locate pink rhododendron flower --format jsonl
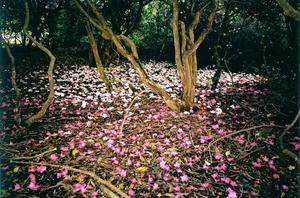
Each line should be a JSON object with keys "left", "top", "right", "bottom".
{"left": 212, "top": 173, "right": 219, "bottom": 179}
{"left": 57, "top": 169, "right": 68, "bottom": 179}
{"left": 217, "top": 129, "right": 226, "bottom": 135}
{"left": 290, "top": 142, "right": 300, "bottom": 150}
{"left": 215, "top": 153, "right": 223, "bottom": 160}
{"left": 180, "top": 174, "right": 189, "bottom": 182}
{"left": 203, "top": 163, "right": 209, "bottom": 169}
{"left": 13, "top": 183, "right": 21, "bottom": 191}
{"left": 212, "top": 124, "right": 219, "bottom": 130}
{"left": 221, "top": 177, "right": 231, "bottom": 184}
{"left": 2, "top": 165, "right": 8, "bottom": 171}
{"left": 128, "top": 189, "right": 135, "bottom": 196}
{"left": 282, "top": 185, "right": 289, "bottom": 191}
{"left": 126, "top": 159, "right": 132, "bottom": 166}
{"left": 214, "top": 163, "right": 226, "bottom": 171}
{"left": 159, "top": 160, "right": 170, "bottom": 171}
{"left": 60, "top": 146, "right": 69, "bottom": 152}
{"left": 261, "top": 155, "right": 269, "bottom": 162}
{"left": 91, "top": 191, "right": 98, "bottom": 198}
{"left": 252, "top": 159, "right": 262, "bottom": 168}
{"left": 174, "top": 186, "right": 180, "bottom": 191}
{"left": 268, "top": 160, "right": 276, "bottom": 170}
{"left": 73, "top": 183, "right": 87, "bottom": 193}
{"left": 272, "top": 173, "right": 280, "bottom": 179}
{"left": 28, "top": 166, "right": 36, "bottom": 173}
{"left": 226, "top": 187, "right": 237, "bottom": 198}
{"left": 79, "top": 140, "right": 86, "bottom": 148}
{"left": 174, "top": 161, "right": 181, "bottom": 168}
{"left": 116, "top": 167, "right": 127, "bottom": 177}
{"left": 29, "top": 174, "right": 36, "bottom": 183}
{"left": 36, "top": 165, "right": 47, "bottom": 173}
{"left": 163, "top": 173, "right": 171, "bottom": 181}
{"left": 153, "top": 183, "right": 159, "bottom": 190}
{"left": 230, "top": 181, "right": 237, "bottom": 187}
{"left": 86, "top": 121, "right": 93, "bottom": 127}
{"left": 148, "top": 176, "right": 154, "bottom": 183}
{"left": 28, "top": 182, "right": 40, "bottom": 191}
{"left": 49, "top": 154, "right": 58, "bottom": 161}
{"left": 201, "top": 182, "right": 210, "bottom": 188}
{"left": 200, "top": 135, "right": 213, "bottom": 143}
{"left": 250, "top": 191, "right": 258, "bottom": 196}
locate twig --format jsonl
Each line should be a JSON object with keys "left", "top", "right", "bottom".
{"left": 237, "top": 147, "right": 265, "bottom": 161}
{"left": 10, "top": 160, "right": 129, "bottom": 198}
{"left": 208, "top": 125, "right": 271, "bottom": 149}
{"left": 11, "top": 148, "right": 57, "bottom": 160}
{"left": 119, "top": 91, "right": 146, "bottom": 134}
{"left": 279, "top": 109, "right": 300, "bottom": 165}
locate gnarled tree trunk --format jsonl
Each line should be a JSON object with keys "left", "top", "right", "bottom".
{"left": 23, "top": 0, "right": 56, "bottom": 127}
{"left": 172, "top": 0, "right": 219, "bottom": 108}
{"left": 75, "top": 0, "right": 181, "bottom": 112}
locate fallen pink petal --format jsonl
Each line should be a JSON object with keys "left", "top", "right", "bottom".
{"left": 0, "top": 6, "right": 297, "bottom": 196}
{"left": 36, "top": 165, "right": 47, "bottom": 173}
{"left": 13, "top": 183, "right": 21, "bottom": 191}
{"left": 28, "top": 182, "right": 40, "bottom": 191}
{"left": 73, "top": 183, "right": 87, "bottom": 193}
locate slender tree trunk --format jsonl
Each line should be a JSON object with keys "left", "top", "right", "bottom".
{"left": 23, "top": 0, "right": 56, "bottom": 127}
{"left": 211, "top": 7, "right": 231, "bottom": 91}
{"left": 0, "top": 36, "right": 22, "bottom": 128}
{"left": 85, "top": 21, "right": 112, "bottom": 92}
{"left": 211, "top": 45, "right": 222, "bottom": 91}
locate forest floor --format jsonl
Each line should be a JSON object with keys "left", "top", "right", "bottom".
{"left": 0, "top": 61, "right": 299, "bottom": 198}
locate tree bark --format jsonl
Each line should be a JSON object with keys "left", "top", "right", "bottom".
{"left": 85, "top": 21, "right": 112, "bottom": 92}
{"left": 172, "top": 0, "right": 218, "bottom": 107}
{"left": 23, "top": 0, "right": 56, "bottom": 127}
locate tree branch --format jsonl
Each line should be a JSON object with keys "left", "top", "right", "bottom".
{"left": 276, "top": 0, "right": 300, "bottom": 21}
{"left": 85, "top": 21, "right": 112, "bottom": 92}
{"left": 10, "top": 160, "right": 129, "bottom": 198}
{"left": 185, "top": 0, "right": 219, "bottom": 56}
{"left": 23, "top": 0, "right": 56, "bottom": 127}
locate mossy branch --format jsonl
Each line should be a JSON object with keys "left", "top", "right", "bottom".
{"left": 277, "top": 0, "right": 300, "bottom": 21}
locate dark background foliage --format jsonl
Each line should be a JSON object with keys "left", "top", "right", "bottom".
{"left": 0, "top": 0, "right": 299, "bottom": 78}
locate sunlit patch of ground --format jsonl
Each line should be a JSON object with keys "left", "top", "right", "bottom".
{"left": 0, "top": 61, "right": 298, "bottom": 197}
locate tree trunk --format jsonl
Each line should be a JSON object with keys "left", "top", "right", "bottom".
{"left": 172, "top": 0, "right": 218, "bottom": 108}
{"left": 23, "top": 0, "right": 56, "bottom": 127}
{"left": 75, "top": 0, "right": 181, "bottom": 112}
{"left": 0, "top": 36, "right": 22, "bottom": 128}
{"left": 85, "top": 21, "right": 112, "bottom": 92}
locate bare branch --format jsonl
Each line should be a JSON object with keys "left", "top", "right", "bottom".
{"left": 23, "top": 0, "right": 56, "bottom": 127}
{"left": 118, "top": 35, "right": 139, "bottom": 59}
{"left": 185, "top": 0, "right": 219, "bottom": 56}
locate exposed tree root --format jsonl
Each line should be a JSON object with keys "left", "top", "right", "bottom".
{"left": 10, "top": 160, "right": 129, "bottom": 198}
